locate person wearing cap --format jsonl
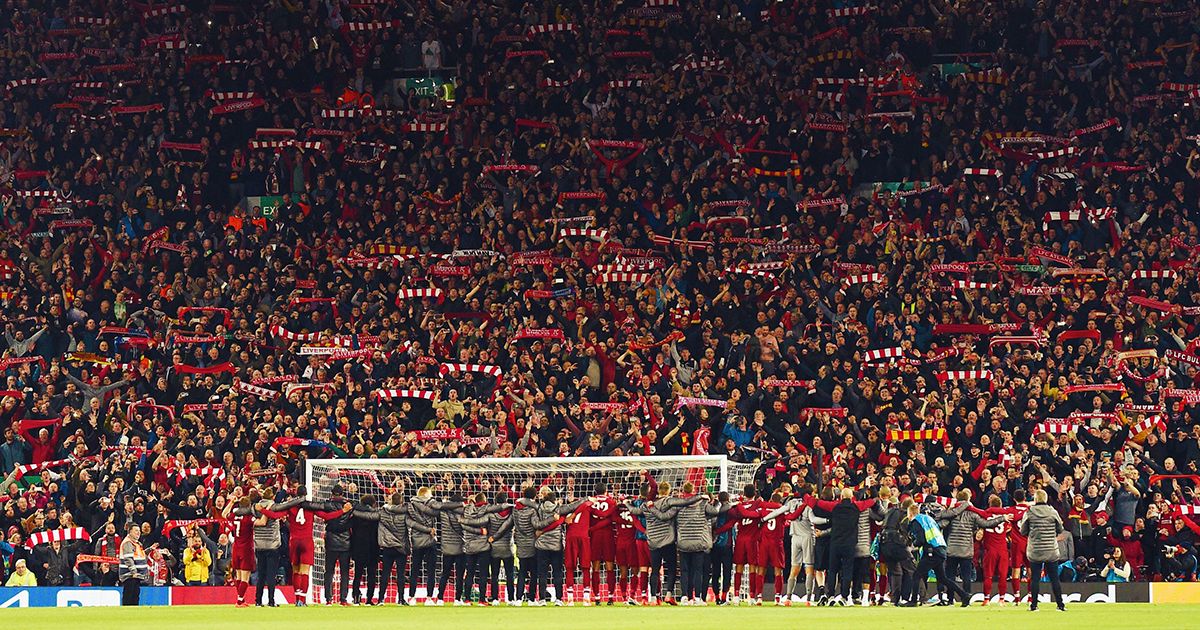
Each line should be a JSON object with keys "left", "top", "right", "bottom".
{"left": 4, "top": 558, "right": 36, "bottom": 586}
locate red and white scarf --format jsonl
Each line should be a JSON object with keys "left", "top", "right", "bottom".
{"left": 26, "top": 527, "right": 91, "bottom": 548}
{"left": 375, "top": 389, "right": 438, "bottom": 401}
{"left": 598, "top": 271, "right": 651, "bottom": 284}
{"left": 1129, "top": 415, "right": 1166, "bottom": 437}
{"left": 673, "top": 396, "right": 727, "bottom": 412}
{"left": 1061, "top": 383, "right": 1125, "bottom": 394}
{"left": 175, "top": 466, "right": 226, "bottom": 486}
{"left": 271, "top": 324, "right": 321, "bottom": 343}
{"left": 396, "top": 288, "right": 445, "bottom": 302}
{"left": 410, "top": 428, "right": 464, "bottom": 441}
{"left": 235, "top": 381, "right": 281, "bottom": 401}
{"left": 864, "top": 347, "right": 906, "bottom": 363}
{"left": 1033, "top": 421, "right": 1079, "bottom": 437}
{"left": 761, "top": 379, "right": 815, "bottom": 388}
{"left": 15, "top": 457, "right": 77, "bottom": 477}
{"left": 439, "top": 363, "right": 503, "bottom": 378}
{"left": 936, "top": 370, "right": 993, "bottom": 383}
{"left": 162, "top": 518, "right": 226, "bottom": 536}
{"left": 559, "top": 227, "right": 609, "bottom": 240}
{"left": 515, "top": 328, "right": 566, "bottom": 341}
{"left": 962, "top": 168, "right": 1003, "bottom": 178}
{"left": 843, "top": 272, "right": 884, "bottom": 285}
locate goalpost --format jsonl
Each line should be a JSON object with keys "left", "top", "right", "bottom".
{"left": 304, "top": 455, "right": 761, "bottom": 604}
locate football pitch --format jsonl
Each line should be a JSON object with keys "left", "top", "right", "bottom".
{"left": 4, "top": 603, "right": 1195, "bottom": 629}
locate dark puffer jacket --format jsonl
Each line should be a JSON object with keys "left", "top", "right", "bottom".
{"left": 378, "top": 502, "right": 410, "bottom": 553}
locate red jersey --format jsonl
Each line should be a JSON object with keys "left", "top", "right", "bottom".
{"left": 727, "top": 500, "right": 763, "bottom": 543}
{"left": 981, "top": 507, "right": 1013, "bottom": 553}
{"left": 232, "top": 513, "right": 256, "bottom": 554}
{"left": 758, "top": 501, "right": 787, "bottom": 544}
{"left": 1007, "top": 504, "right": 1031, "bottom": 548}
{"left": 615, "top": 506, "right": 640, "bottom": 544}
{"left": 282, "top": 504, "right": 320, "bottom": 542}
{"left": 565, "top": 496, "right": 617, "bottom": 537}
{"left": 587, "top": 495, "right": 619, "bottom": 541}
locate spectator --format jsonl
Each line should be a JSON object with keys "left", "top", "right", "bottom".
{"left": 4, "top": 558, "right": 36, "bottom": 587}
{"left": 118, "top": 523, "right": 147, "bottom": 606}
{"left": 183, "top": 534, "right": 212, "bottom": 586}
{"left": 1101, "top": 547, "right": 1133, "bottom": 583}
{"left": 0, "top": 0, "right": 1198, "bottom": 600}
{"left": 34, "top": 539, "right": 72, "bottom": 586}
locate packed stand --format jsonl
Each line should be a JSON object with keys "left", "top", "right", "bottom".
{"left": 0, "top": 0, "right": 1198, "bottom": 598}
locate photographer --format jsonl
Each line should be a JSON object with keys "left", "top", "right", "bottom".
{"left": 183, "top": 533, "right": 212, "bottom": 586}
{"left": 1100, "top": 547, "right": 1132, "bottom": 582}
{"left": 1159, "top": 515, "right": 1200, "bottom": 581}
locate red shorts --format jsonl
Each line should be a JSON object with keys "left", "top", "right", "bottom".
{"left": 231, "top": 546, "right": 255, "bottom": 572}
{"left": 565, "top": 536, "right": 591, "bottom": 568}
{"left": 290, "top": 537, "right": 315, "bottom": 566}
{"left": 617, "top": 539, "right": 650, "bottom": 568}
{"left": 982, "top": 548, "right": 1010, "bottom": 576}
{"left": 615, "top": 538, "right": 637, "bottom": 567}
{"left": 757, "top": 539, "right": 785, "bottom": 569}
{"left": 1009, "top": 544, "right": 1027, "bottom": 570}
{"left": 591, "top": 532, "right": 616, "bottom": 563}
{"left": 734, "top": 539, "right": 758, "bottom": 566}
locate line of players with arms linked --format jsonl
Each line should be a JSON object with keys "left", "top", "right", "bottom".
{"left": 219, "top": 471, "right": 1052, "bottom": 608}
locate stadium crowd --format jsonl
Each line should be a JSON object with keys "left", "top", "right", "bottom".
{"left": 2, "top": 0, "right": 1200, "bottom": 609}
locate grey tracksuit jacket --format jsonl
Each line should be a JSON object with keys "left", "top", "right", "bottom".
{"left": 627, "top": 495, "right": 693, "bottom": 550}
{"left": 1019, "top": 503, "right": 1065, "bottom": 563}
{"left": 671, "top": 497, "right": 730, "bottom": 553}
{"left": 531, "top": 499, "right": 586, "bottom": 552}
{"left": 937, "top": 502, "right": 1006, "bottom": 559}
{"left": 488, "top": 508, "right": 515, "bottom": 558}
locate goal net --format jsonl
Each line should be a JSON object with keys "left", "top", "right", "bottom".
{"left": 305, "top": 455, "right": 760, "bottom": 604}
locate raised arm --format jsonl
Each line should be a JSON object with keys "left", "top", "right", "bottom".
{"left": 764, "top": 498, "right": 800, "bottom": 521}
{"left": 704, "top": 501, "right": 732, "bottom": 517}
{"left": 270, "top": 496, "right": 305, "bottom": 511}
{"left": 556, "top": 498, "right": 588, "bottom": 515}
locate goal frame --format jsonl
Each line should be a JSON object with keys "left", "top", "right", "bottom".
{"left": 305, "top": 454, "right": 736, "bottom": 499}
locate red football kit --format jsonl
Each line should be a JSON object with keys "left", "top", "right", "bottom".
{"left": 230, "top": 513, "right": 256, "bottom": 572}
{"left": 756, "top": 501, "right": 788, "bottom": 569}
{"left": 727, "top": 499, "right": 763, "bottom": 566}
{"left": 980, "top": 506, "right": 1015, "bottom": 597}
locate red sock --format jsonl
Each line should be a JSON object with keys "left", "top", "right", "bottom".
{"left": 639, "top": 573, "right": 648, "bottom": 601}
{"left": 774, "top": 574, "right": 783, "bottom": 598}
{"left": 582, "top": 568, "right": 591, "bottom": 594}
{"left": 1011, "top": 576, "right": 1021, "bottom": 597}
{"left": 998, "top": 574, "right": 1007, "bottom": 596}
{"left": 606, "top": 568, "right": 616, "bottom": 600}
{"left": 236, "top": 579, "right": 247, "bottom": 601}
{"left": 735, "top": 570, "right": 743, "bottom": 598}
{"left": 566, "top": 569, "right": 575, "bottom": 592}
{"left": 295, "top": 573, "right": 308, "bottom": 603}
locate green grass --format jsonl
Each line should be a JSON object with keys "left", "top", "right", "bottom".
{"left": 4, "top": 603, "right": 1198, "bottom": 630}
